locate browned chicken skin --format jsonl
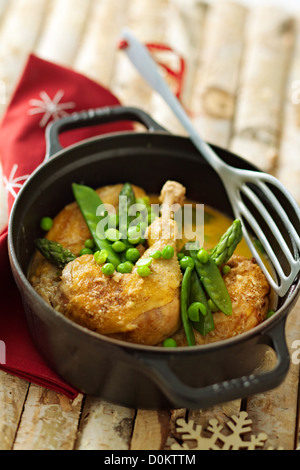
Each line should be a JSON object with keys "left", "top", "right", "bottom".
{"left": 29, "top": 184, "right": 147, "bottom": 302}
{"left": 53, "top": 181, "right": 185, "bottom": 345}
{"left": 173, "top": 254, "right": 270, "bottom": 346}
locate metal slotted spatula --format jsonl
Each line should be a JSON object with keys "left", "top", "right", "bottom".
{"left": 121, "top": 28, "right": 300, "bottom": 297}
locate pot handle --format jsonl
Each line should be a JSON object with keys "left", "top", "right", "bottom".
{"left": 45, "top": 106, "right": 168, "bottom": 159}
{"left": 136, "top": 320, "right": 290, "bottom": 409}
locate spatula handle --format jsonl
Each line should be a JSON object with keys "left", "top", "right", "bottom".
{"left": 121, "top": 28, "right": 226, "bottom": 173}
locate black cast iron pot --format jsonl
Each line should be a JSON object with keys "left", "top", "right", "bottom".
{"left": 8, "top": 106, "right": 300, "bottom": 410}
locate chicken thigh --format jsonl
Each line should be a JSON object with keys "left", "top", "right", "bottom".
{"left": 53, "top": 181, "right": 185, "bottom": 345}
{"left": 173, "top": 254, "right": 270, "bottom": 346}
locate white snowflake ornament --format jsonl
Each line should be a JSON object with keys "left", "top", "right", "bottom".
{"left": 171, "top": 412, "right": 284, "bottom": 451}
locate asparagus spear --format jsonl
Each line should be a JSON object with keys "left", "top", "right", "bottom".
{"left": 118, "top": 183, "right": 138, "bottom": 260}
{"left": 35, "top": 239, "right": 76, "bottom": 269}
{"left": 119, "top": 182, "right": 136, "bottom": 237}
{"left": 210, "top": 219, "right": 243, "bottom": 267}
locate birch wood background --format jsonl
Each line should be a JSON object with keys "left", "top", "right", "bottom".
{"left": 0, "top": 0, "right": 300, "bottom": 450}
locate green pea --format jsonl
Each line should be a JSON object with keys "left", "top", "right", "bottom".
{"left": 163, "top": 338, "right": 177, "bottom": 348}
{"left": 136, "top": 258, "right": 153, "bottom": 267}
{"left": 40, "top": 217, "right": 53, "bottom": 232}
{"left": 180, "top": 256, "right": 195, "bottom": 270}
{"left": 128, "top": 226, "right": 142, "bottom": 245}
{"left": 117, "top": 261, "right": 134, "bottom": 274}
{"left": 112, "top": 241, "right": 126, "bottom": 253}
{"left": 222, "top": 265, "right": 231, "bottom": 275}
{"left": 266, "top": 309, "right": 276, "bottom": 319}
{"left": 177, "top": 253, "right": 185, "bottom": 261}
{"left": 208, "top": 299, "right": 219, "bottom": 313}
{"left": 162, "top": 245, "right": 175, "bottom": 260}
{"left": 137, "top": 266, "right": 151, "bottom": 277}
{"left": 102, "top": 263, "right": 115, "bottom": 276}
{"left": 80, "top": 248, "right": 94, "bottom": 256}
{"left": 126, "top": 248, "right": 141, "bottom": 263}
{"left": 197, "top": 249, "right": 209, "bottom": 264}
{"left": 105, "top": 228, "right": 120, "bottom": 242}
{"left": 84, "top": 238, "right": 95, "bottom": 250}
{"left": 150, "top": 250, "right": 162, "bottom": 260}
{"left": 187, "top": 302, "right": 207, "bottom": 322}
{"left": 94, "top": 250, "right": 108, "bottom": 265}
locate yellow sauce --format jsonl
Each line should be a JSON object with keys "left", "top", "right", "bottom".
{"left": 149, "top": 195, "right": 252, "bottom": 258}
{"left": 201, "top": 205, "right": 251, "bottom": 257}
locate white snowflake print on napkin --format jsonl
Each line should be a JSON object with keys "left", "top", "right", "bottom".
{"left": 2, "top": 164, "right": 30, "bottom": 199}
{"left": 27, "top": 90, "right": 76, "bottom": 127}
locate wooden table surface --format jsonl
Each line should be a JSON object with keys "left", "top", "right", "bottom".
{"left": 0, "top": 0, "right": 300, "bottom": 451}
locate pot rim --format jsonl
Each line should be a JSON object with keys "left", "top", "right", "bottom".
{"left": 8, "top": 130, "right": 300, "bottom": 355}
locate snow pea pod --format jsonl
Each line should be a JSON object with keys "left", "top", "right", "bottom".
{"left": 181, "top": 266, "right": 196, "bottom": 346}
{"left": 189, "top": 249, "right": 232, "bottom": 316}
{"left": 72, "top": 183, "right": 121, "bottom": 267}
{"left": 189, "top": 270, "right": 215, "bottom": 335}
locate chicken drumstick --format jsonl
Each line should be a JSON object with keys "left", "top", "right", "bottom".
{"left": 54, "top": 181, "right": 185, "bottom": 345}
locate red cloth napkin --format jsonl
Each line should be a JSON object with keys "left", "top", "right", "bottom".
{"left": 0, "top": 54, "right": 133, "bottom": 399}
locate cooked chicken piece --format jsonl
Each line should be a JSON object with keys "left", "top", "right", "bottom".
{"left": 53, "top": 181, "right": 185, "bottom": 345}
{"left": 45, "top": 183, "right": 147, "bottom": 256}
{"left": 173, "top": 254, "right": 270, "bottom": 346}
{"left": 29, "top": 184, "right": 147, "bottom": 301}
